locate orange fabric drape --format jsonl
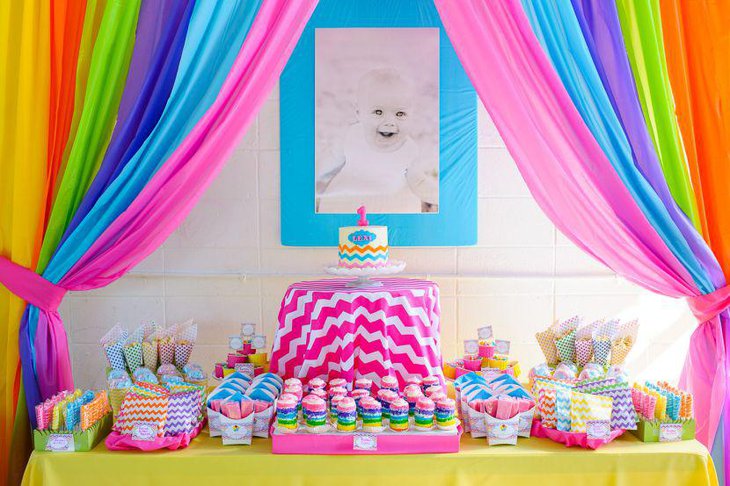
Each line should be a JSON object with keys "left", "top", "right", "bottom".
{"left": 660, "top": 0, "right": 730, "bottom": 270}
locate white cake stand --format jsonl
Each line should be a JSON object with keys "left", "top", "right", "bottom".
{"left": 324, "top": 260, "right": 406, "bottom": 288}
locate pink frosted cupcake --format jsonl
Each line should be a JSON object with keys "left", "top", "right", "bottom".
{"left": 429, "top": 392, "right": 447, "bottom": 404}
{"left": 284, "top": 377, "right": 302, "bottom": 389}
{"left": 389, "top": 398, "right": 409, "bottom": 432}
{"left": 336, "top": 397, "right": 357, "bottom": 432}
{"left": 351, "top": 389, "right": 370, "bottom": 418}
{"left": 404, "top": 386, "right": 424, "bottom": 416}
{"left": 425, "top": 385, "right": 444, "bottom": 398}
{"left": 406, "top": 376, "right": 423, "bottom": 388}
{"left": 377, "top": 389, "right": 399, "bottom": 420}
{"left": 330, "top": 395, "right": 345, "bottom": 422}
{"left": 284, "top": 383, "right": 303, "bottom": 401}
{"left": 380, "top": 375, "right": 399, "bottom": 393}
{"left": 308, "top": 377, "right": 326, "bottom": 392}
{"left": 329, "top": 378, "right": 348, "bottom": 390}
{"left": 354, "top": 378, "right": 372, "bottom": 392}
{"left": 310, "top": 387, "right": 327, "bottom": 401}
{"left": 414, "top": 396, "right": 435, "bottom": 430}
{"left": 329, "top": 386, "right": 348, "bottom": 403}
{"left": 421, "top": 376, "right": 440, "bottom": 392}
{"left": 303, "top": 395, "right": 328, "bottom": 433}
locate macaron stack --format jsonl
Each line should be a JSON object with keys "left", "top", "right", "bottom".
{"left": 435, "top": 398, "right": 457, "bottom": 430}
{"left": 303, "top": 395, "right": 328, "bottom": 433}
{"left": 336, "top": 397, "right": 357, "bottom": 432}
{"left": 360, "top": 396, "right": 383, "bottom": 432}
{"left": 414, "top": 396, "right": 435, "bottom": 430}
{"left": 389, "top": 398, "right": 410, "bottom": 432}
{"left": 276, "top": 394, "right": 299, "bottom": 433}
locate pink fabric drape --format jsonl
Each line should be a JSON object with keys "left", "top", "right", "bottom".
{"left": 433, "top": 0, "right": 723, "bottom": 448}
{"left": 27, "top": 0, "right": 318, "bottom": 398}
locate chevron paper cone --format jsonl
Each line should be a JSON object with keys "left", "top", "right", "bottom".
{"left": 570, "top": 392, "right": 612, "bottom": 433}
{"left": 142, "top": 341, "right": 158, "bottom": 370}
{"left": 123, "top": 342, "right": 143, "bottom": 372}
{"left": 535, "top": 329, "right": 558, "bottom": 365}
{"left": 592, "top": 338, "right": 611, "bottom": 365}
{"left": 555, "top": 330, "right": 576, "bottom": 363}
{"left": 575, "top": 339, "right": 592, "bottom": 367}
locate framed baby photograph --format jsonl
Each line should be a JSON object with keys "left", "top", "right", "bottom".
{"left": 280, "top": 0, "right": 477, "bottom": 246}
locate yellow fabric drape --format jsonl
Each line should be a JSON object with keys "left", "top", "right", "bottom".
{"left": 0, "top": 1, "right": 51, "bottom": 484}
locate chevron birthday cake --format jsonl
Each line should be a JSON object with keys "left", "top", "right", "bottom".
{"left": 338, "top": 206, "right": 389, "bottom": 269}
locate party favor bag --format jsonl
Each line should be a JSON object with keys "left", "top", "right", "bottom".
{"left": 556, "top": 388, "right": 573, "bottom": 432}
{"left": 165, "top": 391, "right": 201, "bottom": 436}
{"left": 570, "top": 392, "right": 612, "bottom": 433}
{"left": 175, "top": 321, "right": 197, "bottom": 368}
{"left": 537, "top": 387, "right": 557, "bottom": 429}
{"left": 101, "top": 325, "right": 128, "bottom": 370}
{"left": 594, "top": 386, "right": 637, "bottom": 430}
{"left": 611, "top": 320, "right": 639, "bottom": 365}
{"left": 114, "top": 392, "right": 169, "bottom": 437}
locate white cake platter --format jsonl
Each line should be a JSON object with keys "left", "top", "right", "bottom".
{"left": 324, "top": 260, "right": 406, "bottom": 287}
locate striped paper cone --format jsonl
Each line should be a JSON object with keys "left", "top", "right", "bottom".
{"left": 575, "top": 339, "right": 592, "bottom": 367}
{"left": 555, "top": 330, "right": 576, "bottom": 363}
{"left": 123, "top": 342, "right": 143, "bottom": 372}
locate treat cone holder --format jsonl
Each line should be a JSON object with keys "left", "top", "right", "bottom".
{"left": 555, "top": 330, "right": 576, "bottom": 363}
{"left": 175, "top": 321, "right": 197, "bottom": 368}
{"left": 535, "top": 329, "right": 558, "bottom": 365}
{"left": 610, "top": 338, "right": 632, "bottom": 365}
{"left": 109, "top": 388, "right": 129, "bottom": 420}
{"left": 142, "top": 341, "right": 158, "bottom": 370}
{"left": 592, "top": 338, "right": 611, "bottom": 366}
{"left": 100, "top": 325, "right": 128, "bottom": 370}
{"left": 575, "top": 339, "right": 592, "bottom": 368}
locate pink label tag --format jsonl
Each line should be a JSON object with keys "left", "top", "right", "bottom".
{"left": 659, "top": 423, "right": 683, "bottom": 442}
{"left": 131, "top": 422, "right": 157, "bottom": 441}
{"left": 353, "top": 433, "right": 377, "bottom": 451}
{"left": 586, "top": 420, "right": 610, "bottom": 439}
{"left": 46, "top": 434, "right": 75, "bottom": 452}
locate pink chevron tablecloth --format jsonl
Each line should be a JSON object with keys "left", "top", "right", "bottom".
{"left": 270, "top": 278, "right": 443, "bottom": 388}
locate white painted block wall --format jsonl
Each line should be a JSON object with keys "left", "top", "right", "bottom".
{"left": 62, "top": 85, "right": 696, "bottom": 389}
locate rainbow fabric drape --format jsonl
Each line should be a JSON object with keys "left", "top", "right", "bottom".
{"left": 436, "top": 0, "right": 729, "bottom": 482}
{"left": 0, "top": 0, "right": 317, "bottom": 482}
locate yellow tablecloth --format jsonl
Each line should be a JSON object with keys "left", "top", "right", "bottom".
{"left": 23, "top": 431, "right": 717, "bottom": 486}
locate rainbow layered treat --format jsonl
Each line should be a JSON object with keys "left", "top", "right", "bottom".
{"left": 377, "top": 389, "right": 398, "bottom": 420}
{"left": 330, "top": 395, "right": 345, "bottom": 422}
{"left": 308, "top": 377, "right": 326, "bottom": 392}
{"left": 303, "top": 395, "right": 328, "bottom": 433}
{"left": 435, "top": 398, "right": 457, "bottom": 430}
{"left": 310, "top": 388, "right": 327, "bottom": 401}
{"left": 338, "top": 207, "right": 389, "bottom": 269}
{"left": 355, "top": 378, "right": 372, "bottom": 392}
{"left": 329, "top": 378, "right": 348, "bottom": 390}
{"left": 404, "top": 385, "right": 424, "bottom": 416}
{"left": 329, "top": 386, "right": 348, "bottom": 405}
{"left": 276, "top": 394, "right": 299, "bottom": 433}
{"left": 415, "top": 397, "right": 435, "bottom": 430}
{"left": 425, "top": 385, "right": 443, "bottom": 398}
{"left": 361, "top": 397, "right": 383, "bottom": 432}
{"left": 351, "top": 389, "right": 370, "bottom": 418}
{"left": 337, "top": 397, "right": 357, "bottom": 432}
{"left": 380, "top": 375, "right": 399, "bottom": 393}
{"left": 389, "top": 398, "right": 410, "bottom": 432}
{"left": 422, "top": 376, "right": 440, "bottom": 392}
{"left": 406, "top": 377, "right": 423, "bottom": 388}
{"left": 284, "top": 377, "right": 302, "bottom": 389}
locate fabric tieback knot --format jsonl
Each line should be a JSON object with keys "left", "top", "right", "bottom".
{"left": 686, "top": 286, "right": 730, "bottom": 323}
{"left": 0, "top": 256, "right": 67, "bottom": 312}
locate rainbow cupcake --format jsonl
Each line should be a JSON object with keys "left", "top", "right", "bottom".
{"left": 308, "top": 377, "right": 326, "bottom": 392}
{"left": 310, "top": 387, "right": 327, "bottom": 401}
{"left": 360, "top": 396, "right": 383, "bottom": 432}
{"left": 329, "top": 378, "right": 348, "bottom": 390}
{"left": 425, "top": 385, "right": 444, "bottom": 398}
{"left": 351, "top": 389, "right": 370, "bottom": 418}
{"left": 380, "top": 375, "right": 399, "bottom": 393}
{"left": 421, "top": 376, "right": 440, "bottom": 393}
{"left": 330, "top": 395, "right": 344, "bottom": 422}
{"left": 377, "top": 389, "right": 398, "bottom": 420}
{"left": 415, "top": 396, "right": 435, "bottom": 430}
{"left": 337, "top": 397, "right": 357, "bottom": 432}
{"left": 284, "top": 377, "right": 302, "bottom": 389}
{"left": 355, "top": 378, "right": 372, "bottom": 392}
{"left": 389, "top": 398, "right": 410, "bottom": 432}
{"left": 404, "top": 385, "right": 424, "bottom": 416}
{"left": 276, "top": 394, "right": 298, "bottom": 433}
{"left": 435, "top": 398, "right": 457, "bottom": 430}
{"left": 303, "top": 395, "right": 328, "bottom": 433}
{"left": 406, "top": 376, "right": 423, "bottom": 388}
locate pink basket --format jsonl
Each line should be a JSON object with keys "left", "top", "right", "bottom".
{"left": 530, "top": 420, "right": 623, "bottom": 449}
{"left": 271, "top": 425, "right": 462, "bottom": 455}
{"left": 105, "top": 420, "right": 205, "bottom": 451}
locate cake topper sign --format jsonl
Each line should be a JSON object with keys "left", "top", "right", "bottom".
{"left": 357, "top": 205, "right": 369, "bottom": 227}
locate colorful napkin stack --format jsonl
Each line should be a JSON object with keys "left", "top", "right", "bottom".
{"left": 36, "top": 389, "right": 111, "bottom": 432}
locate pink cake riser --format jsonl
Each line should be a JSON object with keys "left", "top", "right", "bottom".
{"left": 271, "top": 425, "right": 462, "bottom": 455}
{"left": 337, "top": 261, "right": 389, "bottom": 269}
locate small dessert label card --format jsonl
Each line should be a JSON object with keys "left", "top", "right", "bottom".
{"left": 659, "top": 423, "right": 683, "bottom": 442}
{"left": 477, "top": 326, "right": 493, "bottom": 340}
{"left": 229, "top": 335, "right": 243, "bottom": 351}
{"left": 486, "top": 416, "right": 519, "bottom": 446}
{"left": 464, "top": 339, "right": 479, "bottom": 355}
{"left": 131, "top": 422, "right": 158, "bottom": 442}
{"left": 494, "top": 339, "right": 511, "bottom": 355}
{"left": 586, "top": 420, "right": 611, "bottom": 440}
{"left": 353, "top": 433, "right": 377, "bottom": 451}
{"left": 221, "top": 415, "right": 253, "bottom": 446}
{"left": 46, "top": 434, "right": 75, "bottom": 452}
{"left": 235, "top": 363, "right": 255, "bottom": 377}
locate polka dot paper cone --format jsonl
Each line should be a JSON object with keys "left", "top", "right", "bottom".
{"left": 142, "top": 341, "right": 158, "bottom": 369}
{"left": 555, "top": 330, "right": 576, "bottom": 363}
{"left": 158, "top": 339, "right": 175, "bottom": 365}
{"left": 104, "top": 341, "right": 126, "bottom": 370}
{"left": 575, "top": 339, "right": 592, "bottom": 367}
{"left": 175, "top": 342, "right": 194, "bottom": 368}
{"left": 610, "top": 337, "right": 632, "bottom": 365}
{"left": 592, "top": 338, "right": 611, "bottom": 366}
{"left": 123, "top": 342, "right": 143, "bottom": 372}
{"left": 535, "top": 329, "right": 558, "bottom": 365}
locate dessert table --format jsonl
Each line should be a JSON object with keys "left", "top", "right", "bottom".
{"left": 270, "top": 278, "right": 444, "bottom": 386}
{"left": 22, "top": 432, "right": 717, "bottom": 486}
